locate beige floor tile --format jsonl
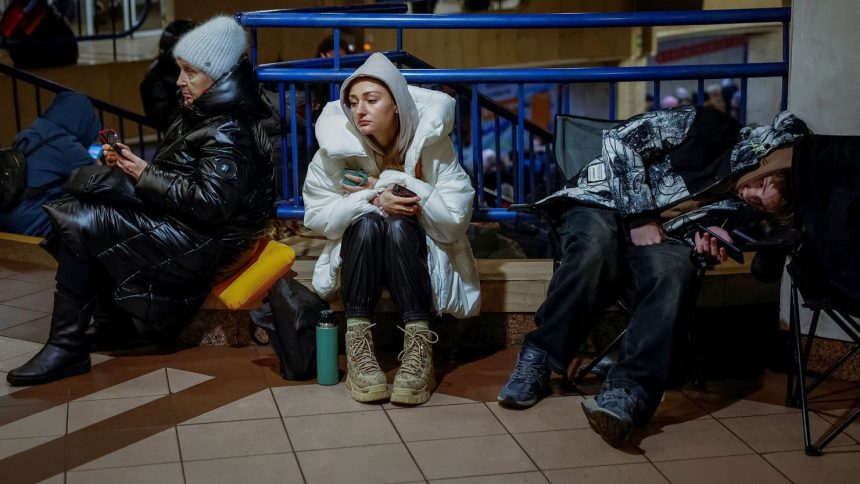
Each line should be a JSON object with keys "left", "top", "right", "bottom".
{"left": 66, "top": 462, "right": 184, "bottom": 484}
{"left": 0, "top": 315, "right": 50, "bottom": 343}
{"left": 0, "top": 336, "right": 48, "bottom": 362}
{"left": 2, "top": 288, "right": 55, "bottom": 313}
{"left": 655, "top": 454, "right": 791, "bottom": 484}
{"left": 0, "top": 435, "right": 56, "bottom": 459}
{"left": 177, "top": 417, "right": 291, "bottom": 461}
{"left": 0, "top": 350, "right": 38, "bottom": 372}
{"left": 272, "top": 382, "right": 380, "bottom": 417}
{"left": 650, "top": 390, "right": 710, "bottom": 422}
{"left": 297, "top": 442, "right": 423, "bottom": 484}
{"left": 685, "top": 389, "right": 798, "bottom": 419}
{"left": 514, "top": 428, "right": 645, "bottom": 470}
{"left": 68, "top": 395, "right": 161, "bottom": 432}
{"left": 488, "top": 395, "right": 589, "bottom": 433}
{"left": 388, "top": 403, "right": 506, "bottom": 441}
{"left": 285, "top": 409, "right": 400, "bottom": 451}
{"left": 71, "top": 427, "right": 180, "bottom": 471}
{"left": 165, "top": 367, "right": 214, "bottom": 394}
{"left": 544, "top": 463, "right": 668, "bottom": 484}
{"left": 184, "top": 452, "right": 304, "bottom": 484}
{"left": 0, "top": 279, "right": 50, "bottom": 303}
{"left": 0, "top": 404, "right": 67, "bottom": 438}
{"left": 763, "top": 445, "right": 860, "bottom": 484}
{"left": 38, "top": 473, "right": 64, "bottom": 484}
{"left": 430, "top": 471, "right": 549, "bottom": 483}
{"left": 0, "top": 304, "right": 48, "bottom": 331}
{"left": 636, "top": 418, "right": 752, "bottom": 462}
{"left": 74, "top": 369, "right": 168, "bottom": 401}
{"left": 90, "top": 353, "right": 113, "bottom": 366}
{"left": 0, "top": 374, "right": 27, "bottom": 398}
{"left": 408, "top": 434, "right": 536, "bottom": 479}
{"left": 182, "top": 388, "right": 278, "bottom": 425}
{"left": 719, "top": 412, "right": 855, "bottom": 453}
{"left": 816, "top": 405, "right": 860, "bottom": 442}
{"left": 383, "top": 391, "right": 476, "bottom": 408}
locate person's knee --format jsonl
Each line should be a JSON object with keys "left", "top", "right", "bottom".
{"left": 637, "top": 255, "right": 695, "bottom": 297}
{"left": 385, "top": 215, "right": 424, "bottom": 247}
{"left": 345, "top": 212, "right": 385, "bottom": 243}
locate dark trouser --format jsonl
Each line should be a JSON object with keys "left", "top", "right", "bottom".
{"left": 340, "top": 212, "right": 432, "bottom": 322}
{"left": 56, "top": 242, "right": 104, "bottom": 305}
{"left": 523, "top": 206, "right": 697, "bottom": 399}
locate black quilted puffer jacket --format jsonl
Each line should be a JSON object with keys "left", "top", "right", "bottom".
{"left": 46, "top": 57, "right": 275, "bottom": 336}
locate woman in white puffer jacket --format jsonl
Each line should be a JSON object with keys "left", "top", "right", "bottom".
{"left": 303, "top": 53, "right": 480, "bottom": 405}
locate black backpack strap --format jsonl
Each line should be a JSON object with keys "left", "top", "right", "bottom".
{"left": 17, "top": 132, "right": 67, "bottom": 157}
{"left": 16, "top": 132, "right": 80, "bottom": 200}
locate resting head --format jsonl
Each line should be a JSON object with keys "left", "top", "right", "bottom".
{"left": 172, "top": 15, "right": 248, "bottom": 106}
{"left": 340, "top": 53, "right": 419, "bottom": 167}
{"left": 734, "top": 146, "right": 793, "bottom": 222}
{"left": 346, "top": 77, "right": 399, "bottom": 151}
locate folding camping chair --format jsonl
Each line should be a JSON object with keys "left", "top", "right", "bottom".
{"left": 784, "top": 134, "right": 860, "bottom": 456}
{"left": 534, "top": 114, "right": 710, "bottom": 387}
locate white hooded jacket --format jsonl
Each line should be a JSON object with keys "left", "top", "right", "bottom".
{"left": 302, "top": 53, "right": 481, "bottom": 318}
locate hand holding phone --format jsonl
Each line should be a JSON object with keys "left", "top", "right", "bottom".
{"left": 99, "top": 128, "right": 120, "bottom": 153}
{"left": 342, "top": 168, "right": 368, "bottom": 187}
{"left": 391, "top": 183, "right": 417, "bottom": 198}
{"left": 696, "top": 224, "right": 744, "bottom": 264}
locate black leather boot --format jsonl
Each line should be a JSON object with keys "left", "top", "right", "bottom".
{"left": 87, "top": 297, "right": 139, "bottom": 352}
{"left": 7, "top": 291, "right": 97, "bottom": 386}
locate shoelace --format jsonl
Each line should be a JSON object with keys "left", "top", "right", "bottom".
{"left": 348, "top": 324, "right": 381, "bottom": 374}
{"left": 599, "top": 387, "right": 632, "bottom": 405}
{"left": 599, "top": 387, "right": 647, "bottom": 414}
{"left": 396, "top": 326, "right": 439, "bottom": 377}
{"left": 511, "top": 356, "right": 546, "bottom": 383}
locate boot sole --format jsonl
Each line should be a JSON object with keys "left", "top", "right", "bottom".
{"left": 345, "top": 376, "right": 390, "bottom": 403}
{"left": 6, "top": 358, "right": 91, "bottom": 387}
{"left": 581, "top": 398, "right": 633, "bottom": 448}
{"left": 390, "top": 374, "right": 436, "bottom": 405}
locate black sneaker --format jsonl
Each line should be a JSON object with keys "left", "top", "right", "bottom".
{"left": 581, "top": 386, "right": 649, "bottom": 447}
{"left": 497, "top": 344, "right": 550, "bottom": 409}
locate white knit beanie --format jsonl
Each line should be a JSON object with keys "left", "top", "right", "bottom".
{"left": 173, "top": 16, "right": 247, "bottom": 80}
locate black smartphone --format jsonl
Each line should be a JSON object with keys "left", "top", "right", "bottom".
{"left": 696, "top": 224, "right": 744, "bottom": 264}
{"left": 392, "top": 184, "right": 418, "bottom": 198}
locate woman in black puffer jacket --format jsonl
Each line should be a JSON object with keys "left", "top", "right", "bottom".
{"left": 8, "top": 16, "right": 275, "bottom": 386}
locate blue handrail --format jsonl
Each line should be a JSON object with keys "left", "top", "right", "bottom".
{"left": 238, "top": 8, "right": 789, "bottom": 28}
{"left": 258, "top": 63, "right": 787, "bottom": 84}
{"left": 244, "top": 7, "right": 791, "bottom": 222}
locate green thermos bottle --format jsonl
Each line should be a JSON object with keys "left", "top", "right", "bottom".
{"left": 316, "top": 309, "right": 339, "bottom": 385}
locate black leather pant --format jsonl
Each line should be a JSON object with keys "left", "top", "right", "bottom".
{"left": 340, "top": 212, "right": 432, "bottom": 322}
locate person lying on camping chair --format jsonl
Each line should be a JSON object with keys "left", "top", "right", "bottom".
{"left": 497, "top": 106, "right": 808, "bottom": 448}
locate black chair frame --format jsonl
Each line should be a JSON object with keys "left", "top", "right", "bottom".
{"left": 785, "top": 273, "right": 860, "bottom": 456}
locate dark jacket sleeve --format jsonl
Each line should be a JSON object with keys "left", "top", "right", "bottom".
{"left": 135, "top": 122, "right": 254, "bottom": 225}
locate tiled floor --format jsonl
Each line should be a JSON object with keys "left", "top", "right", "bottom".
{"left": 1, "top": 259, "right": 859, "bottom": 483}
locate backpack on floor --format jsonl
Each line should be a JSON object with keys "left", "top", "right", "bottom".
{"left": 250, "top": 276, "right": 329, "bottom": 380}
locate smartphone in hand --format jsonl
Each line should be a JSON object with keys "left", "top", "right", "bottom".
{"left": 391, "top": 184, "right": 418, "bottom": 198}
{"left": 342, "top": 168, "right": 368, "bottom": 187}
{"left": 696, "top": 224, "right": 744, "bottom": 264}
{"left": 99, "top": 128, "right": 121, "bottom": 153}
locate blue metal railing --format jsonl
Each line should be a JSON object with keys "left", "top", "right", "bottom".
{"left": 0, "top": 62, "right": 158, "bottom": 159}
{"left": 239, "top": 7, "right": 792, "bottom": 222}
